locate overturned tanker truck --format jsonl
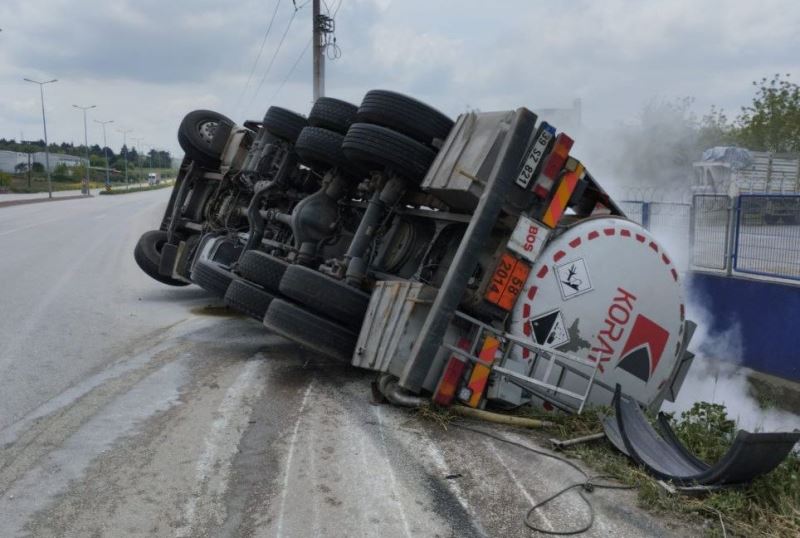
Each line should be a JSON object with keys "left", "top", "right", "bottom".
{"left": 136, "top": 91, "right": 697, "bottom": 414}
{"left": 137, "top": 91, "right": 799, "bottom": 484}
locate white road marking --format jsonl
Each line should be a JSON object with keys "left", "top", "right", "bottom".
{"left": 175, "top": 357, "right": 266, "bottom": 537}
{"left": 275, "top": 380, "right": 315, "bottom": 538}
{"left": 418, "top": 431, "right": 488, "bottom": 537}
{"left": 374, "top": 406, "right": 413, "bottom": 538}
{"left": 486, "top": 440, "right": 555, "bottom": 531}
{"left": 0, "top": 215, "right": 70, "bottom": 237}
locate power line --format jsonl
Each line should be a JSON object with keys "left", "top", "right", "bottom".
{"left": 234, "top": 0, "right": 282, "bottom": 113}
{"left": 270, "top": 38, "right": 312, "bottom": 101}
{"left": 247, "top": 4, "right": 300, "bottom": 110}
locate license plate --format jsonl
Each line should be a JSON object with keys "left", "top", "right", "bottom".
{"left": 485, "top": 253, "right": 531, "bottom": 311}
{"left": 514, "top": 123, "right": 556, "bottom": 189}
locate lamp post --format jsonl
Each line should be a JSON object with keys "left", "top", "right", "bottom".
{"left": 131, "top": 137, "right": 144, "bottom": 186}
{"left": 73, "top": 104, "right": 96, "bottom": 195}
{"left": 117, "top": 128, "right": 133, "bottom": 189}
{"left": 94, "top": 119, "right": 113, "bottom": 188}
{"left": 23, "top": 77, "right": 57, "bottom": 198}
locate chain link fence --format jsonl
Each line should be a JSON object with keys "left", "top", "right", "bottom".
{"left": 733, "top": 195, "right": 800, "bottom": 280}
{"left": 619, "top": 201, "right": 691, "bottom": 270}
{"left": 616, "top": 194, "right": 800, "bottom": 280}
{"left": 691, "top": 195, "right": 730, "bottom": 270}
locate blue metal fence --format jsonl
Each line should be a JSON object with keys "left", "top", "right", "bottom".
{"left": 732, "top": 194, "right": 800, "bottom": 281}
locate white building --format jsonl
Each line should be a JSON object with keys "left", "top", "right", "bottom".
{"left": 0, "top": 150, "right": 87, "bottom": 173}
{"left": 0, "top": 150, "right": 28, "bottom": 173}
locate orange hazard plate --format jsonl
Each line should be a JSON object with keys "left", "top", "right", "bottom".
{"left": 485, "top": 253, "right": 531, "bottom": 311}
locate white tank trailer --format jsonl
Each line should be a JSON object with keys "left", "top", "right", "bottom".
{"left": 353, "top": 109, "right": 696, "bottom": 414}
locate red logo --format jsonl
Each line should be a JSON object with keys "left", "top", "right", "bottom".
{"left": 616, "top": 315, "right": 669, "bottom": 383}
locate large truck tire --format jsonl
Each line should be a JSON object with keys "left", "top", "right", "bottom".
{"left": 134, "top": 230, "right": 190, "bottom": 287}
{"left": 279, "top": 265, "right": 370, "bottom": 330}
{"left": 192, "top": 258, "right": 235, "bottom": 297}
{"left": 295, "top": 126, "right": 364, "bottom": 179}
{"left": 342, "top": 123, "right": 436, "bottom": 184}
{"left": 356, "top": 90, "right": 454, "bottom": 147}
{"left": 263, "top": 106, "right": 308, "bottom": 143}
{"left": 177, "top": 110, "right": 234, "bottom": 167}
{"left": 224, "top": 279, "right": 275, "bottom": 320}
{"left": 237, "top": 250, "right": 289, "bottom": 292}
{"left": 308, "top": 97, "right": 359, "bottom": 134}
{"left": 263, "top": 299, "right": 358, "bottom": 362}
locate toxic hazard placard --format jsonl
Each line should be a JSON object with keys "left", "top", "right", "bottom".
{"left": 555, "top": 258, "right": 592, "bottom": 300}
{"left": 529, "top": 309, "right": 569, "bottom": 348}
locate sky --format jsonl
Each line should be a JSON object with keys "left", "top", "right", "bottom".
{"left": 1, "top": 0, "right": 799, "bottom": 158}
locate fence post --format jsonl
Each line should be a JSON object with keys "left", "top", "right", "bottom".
{"left": 641, "top": 202, "right": 650, "bottom": 230}
{"left": 725, "top": 195, "right": 738, "bottom": 276}
{"left": 688, "top": 195, "right": 696, "bottom": 267}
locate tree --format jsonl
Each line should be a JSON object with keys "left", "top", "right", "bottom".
{"left": 735, "top": 74, "right": 800, "bottom": 153}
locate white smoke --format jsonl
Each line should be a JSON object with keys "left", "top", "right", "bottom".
{"left": 661, "top": 292, "right": 800, "bottom": 433}
{"left": 571, "top": 101, "right": 799, "bottom": 434}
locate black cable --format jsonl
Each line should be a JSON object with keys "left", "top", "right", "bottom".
{"left": 248, "top": 5, "right": 299, "bottom": 109}
{"left": 269, "top": 38, "right": 312, "bottom": 101}
{"left": 234, "top": 0, "right": 282, "bottom": 113}
{"left": 450, "top": 422, "right": 634, "bottom": 536}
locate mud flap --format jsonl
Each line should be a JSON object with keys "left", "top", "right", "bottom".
{"left": 603, "top": 386, "right": 800, "bottom": 486}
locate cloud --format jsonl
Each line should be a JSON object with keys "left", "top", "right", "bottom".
{"left": 0, "top": 0, "right": 798, "bottom": 156}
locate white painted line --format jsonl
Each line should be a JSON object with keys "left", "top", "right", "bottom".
{"left": 486, "top": 439, "right": 555, "bottom": 531}
{"left": 0, "top": 215, "right": 70, "bottom": 237}
{"left": 175, "top": 358, "right": 265, "bottom": 537}
{"left": 276, "top": 380, "right": 315, "bottom": 538}
{"left": 374, "top": 406, "right": 413, "bottom": 538}
{"left": 417, "top": 431, "right": 487, "bottom": 536}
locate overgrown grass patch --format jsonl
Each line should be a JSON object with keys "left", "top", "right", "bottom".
{"left": 98, "top": 182, "right": 173, "bottom": 195}
{"left": 529, "top": 402, "right": 800, "bottom": 537}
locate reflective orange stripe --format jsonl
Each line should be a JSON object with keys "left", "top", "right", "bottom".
{"left": 466, "top": 336, "right": 499, "bottom": 408}
{"left": 543, "top": 171, "right": 580, "bottom": 227}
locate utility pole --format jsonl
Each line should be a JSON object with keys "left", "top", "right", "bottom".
{"left": 73, "top": 104, "right": 96, "bottom": 195}
{"left": 312, "top": 0, "right": 324, "bottom": 101}
{"left": 23, "top": 78, "right": 58, "bottom": 198}
{"left": 94, "top": 119, "right": 113, "bottom": 189}
{"left": 117, "top": 128, "right": 133, "bottom": 190}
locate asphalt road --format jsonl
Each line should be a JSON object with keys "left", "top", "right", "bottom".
{"left": 0, "top": 190, "right": 698, "bottom": 537}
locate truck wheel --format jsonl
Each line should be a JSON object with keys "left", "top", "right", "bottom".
{"left": 263, "top": 106, "right": 308, "bottom": 143}
{"left": 178, "top": 110, "right": 234, "bottom": 167}
{"left": 224, "top": 279, "right": 275, "bottom": 320}
{"left": 192, "top": 258, "right": 235, "bottom": 297}
{"left": 308, "top": 97, "right": 359, "bottom": 134}
{"left": 356, "top": 90, "right": 454, "bottom": 147}
{"left": 134, "top": 230, "right": 190, "bottom": 287}
{"left": 279, "top": 265, "right": 370, "bottom": 330}
{"left": 263, "top": 299, "right": 358, "bottom": 362}
{"left": 342, "top": 123, "right": 436, "bottom": 184}
{"left": 237, "top": 250, "right": 289, "bottom": 292}
{"left": 295, "top": 126, "right": 364, "bottom": 179}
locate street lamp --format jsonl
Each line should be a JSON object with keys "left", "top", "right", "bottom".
{"left": 23, "top": 77, "right": 58, "bottom": 199}
{"left": 131, "top": 137, "right": 144, "bottom": 186}
{"left": 117, "top": 128, "right": 133, "bottom": 189}
{"left": 94, "top": 119, "right": 113, "bottom": 188}
{"left": 73, "top": 104, "right": 96, "bottom": 195}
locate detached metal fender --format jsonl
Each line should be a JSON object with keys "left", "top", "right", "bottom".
{"left": 603, "top": 386, "right": 800, "bottom": 486}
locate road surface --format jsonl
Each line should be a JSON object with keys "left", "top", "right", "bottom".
{"left": 0, "top": 190, "right": 698, "bottom": 537}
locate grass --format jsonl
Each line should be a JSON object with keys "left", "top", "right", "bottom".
{"left": 98, "top": 181, "right": 174, "bottom": 195}
{"left": 529, "top": 402, "right": 799, "bottom": 537}
{"left": 418, "top": 401, "right": 798, "bottom": 536}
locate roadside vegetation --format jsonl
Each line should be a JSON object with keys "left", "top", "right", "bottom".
{"left": 420, "top": 402, "right": 798, "bottom": 537}
{"left": 98, "top": 180, "right": 174, "bottom": 195}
